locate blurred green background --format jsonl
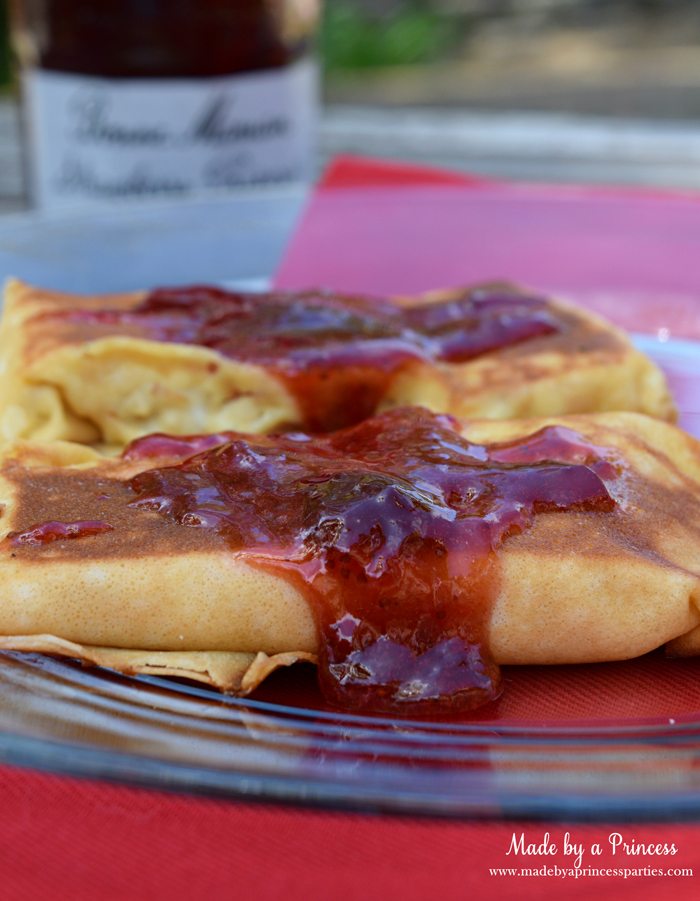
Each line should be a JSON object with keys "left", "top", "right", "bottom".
{"left": 320, "top": 0, "right": 700, "bottom": 119}
{"left": 322, "top": 1, "right": 458, "bottom": 70}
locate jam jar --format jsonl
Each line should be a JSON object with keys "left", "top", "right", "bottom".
{"left": 10, "top": 1, "right": 320, "bottom": 208}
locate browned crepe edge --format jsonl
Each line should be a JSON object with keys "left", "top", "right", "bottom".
{"left": 665, "top": 627, "right": 700, "bottom": 658}
{"left": 0, "top": 634, "right": 317, "bottom": 694}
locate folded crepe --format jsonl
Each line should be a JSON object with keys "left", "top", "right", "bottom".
{"left": 0, "top": 279, "right": 675, "bottom": 451}
{"left": 0, "top": 407, "right": 698, "bottom": 712}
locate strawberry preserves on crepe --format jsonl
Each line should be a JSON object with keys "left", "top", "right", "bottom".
{"left": 0, "top": 280, "right": 674, "bottom": 451}
{"left": 0, "top": 407, "right": 699, "bottom": 715}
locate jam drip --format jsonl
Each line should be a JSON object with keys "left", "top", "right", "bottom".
{"left": 6, "top": 520, "right": 114, "bottom": 547}
{"left": 126, "top": 407, "right": 618, "bottom": 715}
{"left": 61, "top": 286, "right": 560, "bottom": 431}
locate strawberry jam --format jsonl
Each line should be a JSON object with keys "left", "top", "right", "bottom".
{"left": 57, "top": 285, "right": 560, "bottom": 431}
{"left": 127, "top": 407, "right": 618, "bottom": 715}
{"left": 6, "top": 519, "right": 114, "bottom": 546}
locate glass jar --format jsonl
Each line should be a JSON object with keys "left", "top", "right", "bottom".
{"left": 10, "top": 1, "right": 320, "bottom": 209}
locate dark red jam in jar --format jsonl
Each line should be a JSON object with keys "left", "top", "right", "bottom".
{"left": 61, "top": 285, "right": 561, "bottom": 431}
{"left": 127, "top": 407, "right": 618, "bottom": 715}
{"left": 14, "top": 0, "right": 311, "bottom": 78}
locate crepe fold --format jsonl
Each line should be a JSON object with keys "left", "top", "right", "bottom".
{"left": 0, "top": 412, "right": 699, "bottom": 693}
{"left": 0, "top": 635, "right": 316, "bottom": 693}
{"left": 0, "top": 279, "right": 675, "bottom": 451}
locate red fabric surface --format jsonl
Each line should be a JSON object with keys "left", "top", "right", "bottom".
{"left": 1, "top": 764, "right": 698, "bottom": 901}
{"left": 6, "top": 156, "right": 700, "bottom": 899}
{"left": 318, "top": 154, "right": 489, "bottom": 189}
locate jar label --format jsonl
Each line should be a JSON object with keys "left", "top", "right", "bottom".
{"left": 23, "top": 59, "right": 318, "bottom": 208}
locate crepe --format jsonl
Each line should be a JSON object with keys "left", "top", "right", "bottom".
{"left": 0, "top": 409, "right": 698, "bottom": 702}
{"left": 0, "top": 279, "right": 675, "bottom": 450}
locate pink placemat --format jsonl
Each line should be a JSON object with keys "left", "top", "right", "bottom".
{"left": 276, "top": 155, "right": 700, "bottom": 340}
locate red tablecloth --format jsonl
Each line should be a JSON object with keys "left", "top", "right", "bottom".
{"left": 1, "top": 764, "right": 699, "bottom": 900}
{"left": 4, "top": 156, "right": 700, "bottom": 900}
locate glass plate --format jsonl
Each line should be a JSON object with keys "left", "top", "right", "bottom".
{"left": 0, "top": 329, "right": 698, "bottom": 821}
